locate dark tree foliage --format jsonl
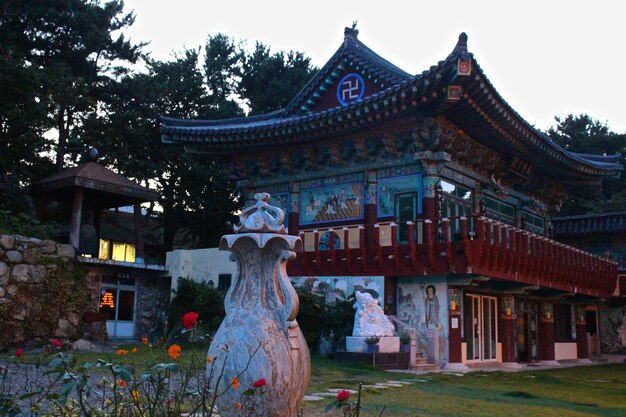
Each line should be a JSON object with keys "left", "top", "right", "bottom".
{"left": 84, "top": 49, "right": 240, "bottom": 250}
{"left": 0, "top": 0, "right": 142, "bottom": 173}
{"left": 547, "top": 114, "right": 626, "bottom": 215}
{"left": 239, "top": 42, "right": 317, "bottom": 115}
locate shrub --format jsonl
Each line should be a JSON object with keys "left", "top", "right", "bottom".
{"left": 167, "top": 277, "right": 226, "bottom": 336}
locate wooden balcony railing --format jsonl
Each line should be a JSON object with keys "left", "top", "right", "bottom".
{"left": 286, "top": 216, "right": 618, "bottom": 298}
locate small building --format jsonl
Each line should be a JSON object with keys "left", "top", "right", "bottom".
{"left": 162, "top": 28, "right": 623, "bottom": 367}
{"left": 30, "top": 160, "right": 170, "bottom": 341}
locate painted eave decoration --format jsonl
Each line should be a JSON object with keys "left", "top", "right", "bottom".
{"left": 161, "top": 29, "right": 623, "bottom": 180}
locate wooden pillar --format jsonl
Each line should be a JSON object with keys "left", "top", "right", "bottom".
{"left": 538, "top": 302, "right": 557, "bottom": 364}
{"left": 69, "top": 187, "right": 84, "bottom": 249}
{"left": 421, "top": 160, "right": 440, "bottom": 252}
{"left": 500, "top": 295, "right": 517, "bottom": 363}
{"left": 575, "top": 306, "right": 588, "bottom": 360}
{"left": 288, "top": 183, "right": 300, "bottom": 236}
{"left": 364, "top": 170, "right": 377, "bottom": 246}
{"left": 134, "top": 203, "right": 145, "bottom": 263}
{"left": 447, "top": 286, "right": 463, "bottom": 363}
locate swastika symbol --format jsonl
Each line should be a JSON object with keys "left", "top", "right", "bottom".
{"left": 336, "top": 73, "right": 365, "bottom": 106}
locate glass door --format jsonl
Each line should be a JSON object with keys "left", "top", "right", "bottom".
{"left": 516, "top": 300, "right": 538, "bottom": 362}
{"left": 99, "top": 276, "right": 136, "bottom": 339}
{"left": 464, "top": 294, "right": 498, "bottom": 361}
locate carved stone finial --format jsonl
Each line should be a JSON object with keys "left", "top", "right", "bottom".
{"left": 234, "top": 192, "right": 287, "bottom": 234}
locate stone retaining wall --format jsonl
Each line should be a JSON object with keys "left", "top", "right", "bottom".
{"left": 0, "top": 234, "right": 98, "bottom": 346}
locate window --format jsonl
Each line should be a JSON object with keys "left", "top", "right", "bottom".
{"left": 484, "top": 196, "right": 515, "bottom": 226}
{"left": 98, "top": 239, "right": 136, "bottom": 263}
{"left": 523, "top": 211, "right": 545, "bottom": 235}
{"left": 440, "top": 180, "right": 473, "bottom": 240}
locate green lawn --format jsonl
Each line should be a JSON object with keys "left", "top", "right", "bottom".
{"left": 306, "top": 357, "right": 626, "bottom": 417}
{"left": 3, "top": 345, "right": 626, "bottom": 417}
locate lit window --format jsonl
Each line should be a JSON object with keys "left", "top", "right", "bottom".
{"left": 99, "top": 239, "right": 110, "bottom": 260}
{"left": 125, "top": 244, "right": 136, "bottom": 263}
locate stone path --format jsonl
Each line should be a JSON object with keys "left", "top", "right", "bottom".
{"left": 303, "top": 380, "right": 413, "bottom": 401}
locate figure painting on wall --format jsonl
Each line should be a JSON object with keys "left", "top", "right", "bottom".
{"left": 424, "top": 285, "right": 440, "bottom": 329}
{"left": 299, "top": 183, "right": 363, "bottom": 225}
{"left": 600, "top": 305, "right": 626, "bottom": 354}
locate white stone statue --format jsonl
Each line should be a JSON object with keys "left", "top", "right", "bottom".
{"left": 352, "top": 291, "right": 395, "bottom": 337}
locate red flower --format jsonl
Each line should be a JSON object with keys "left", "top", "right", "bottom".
{"left": 15, "top": 348, "right": 23, "bottom": 358}
{"left": 336, "top": 390, "right": 350, "bottom": 402}
{"left": 182, "top": 312, "right": 199, "bottom": 329}
{"left": 253, "top": 378, "right": 267, "bottom": 388}
{"left": 50, "top": 339, "right": 62, "bottom": 348}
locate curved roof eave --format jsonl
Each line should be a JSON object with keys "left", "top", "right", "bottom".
{"left": 161, "top": 32, "right": 623, "bottom": 177}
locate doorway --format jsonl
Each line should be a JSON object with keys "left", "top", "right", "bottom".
{"left": 99, "top": 275, "right": 137, "bottom": 339}
{"left": 516, "top": 300, "right": 538, "bottom": 362}
{"left": 464, "top": 294, "right": 498, "bottom": 361}
{"left": 395, "top": 192, "right": 417, "bottom": 243}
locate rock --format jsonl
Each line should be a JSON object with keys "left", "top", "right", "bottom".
{"left": 56, "top": 244, "right": 75, "bottom": 259}
{"left": 67, "top": 312, "right": 81, "bottom": 327}
{"left": 27, "top": 237, "right": 43, "bottom": 246}
{"left": 11, "top": 305, "right": 27, "bottom": 320}
{"left": 0, "top": 235, "right": 15, "bottom": 250}
{"left": 71, "top": 339, "right": 98, "bottom": 352}
{"left": 6, "top": 285, "right": 17, "bottom": 297}
{"left": 0, "top": 287, "right": 5, "bottom": 298}
{"left": 41, "top": 241, "right": 57, "bottom": 255}
{"left": 11, "top": 264, "right": 32, "bottom": 283}
{"left": 55, "top": 318, "right": 77, "bottom": 338}
{"left": 0, "top": 261, "right": 8, "bottom": 286}
{"left": 31, "top": 265, "right": 47, "bottom": 283}
{"left": 23, "top": 248, "right": 41, "bottom": 264}
{"left": 4, "top": 250, "right": 22, "bottom": 264}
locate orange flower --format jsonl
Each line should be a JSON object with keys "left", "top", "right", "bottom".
{"left": 231, "top": 377, "right": 239, "bottom": 390}
{"left": 142, "top": 337, "right": 148, "bottom": 344}
{"left": 117, "top": 380, "right": 126, "bottom": 388}
{"left": 168, "top": 344, "right": 182, "bottom": 361}
{"left": 234, "top": 402, "right": 242, "bottom": 409}
{"left": 116, "top": 349, "right": 129, "bottom": 355}
{"left": 131, "top": 347, "right": 137, "bottom": 353}
{"left": 131, "top": 390, "right": 140, "bottom": 401}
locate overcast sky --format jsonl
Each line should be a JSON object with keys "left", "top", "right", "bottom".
{"left": 121, "top": 0, "right": 626, "bottom": 133}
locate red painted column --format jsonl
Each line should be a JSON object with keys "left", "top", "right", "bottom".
{"left": 500, "top": 295, "right": 517, "bottom": 363}
{"left": 288, "top": 183, "right": 299, "bottom": 236}
{"left": 364, "top": 170, "right": 377, "bottom": 246}
{"left": 447, "top": 286, "right": 463, "bottom": 364}
{"left": 575, "top": 306, "right": 588, "bottom": 360}
{"left": 538, "top": 302, "right": 557, "bottom": 363}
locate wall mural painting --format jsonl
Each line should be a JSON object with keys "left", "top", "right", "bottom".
{"left": 291, "top": 276, "right": 384, "bottom": 306}
{"left": 599, "top": 304, "right": 626, "bottom": 354}
{"left": 377, "top": 174, "right": 422, "bottom": 217}
{"left": 396, "top": 278, "right": 449, "bottom": 365}
{"left": 300, "top": 183, "right": 363, "bottom": 225}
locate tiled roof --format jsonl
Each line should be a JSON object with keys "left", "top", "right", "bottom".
{"left": 161, "top": 30, "right": 623, "bottom": 179}
{"left": 553, "top": 211, "right": 626, "bottom": 236}
{"left": 30, "top": 162, "right": 158, "bottom": 202}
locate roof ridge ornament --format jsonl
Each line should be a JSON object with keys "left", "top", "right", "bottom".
{"left": 452, "top": 32, "right": 470, "bottom": 60}
{"left": 344, "top": 21, "right": 359, "bottom": 39}
{"left": 234, "top": 192, "right": 287, "bottom": 234}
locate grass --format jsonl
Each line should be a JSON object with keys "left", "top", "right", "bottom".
{"left": 3, "top": 345, "right": 626, "bottom": 417}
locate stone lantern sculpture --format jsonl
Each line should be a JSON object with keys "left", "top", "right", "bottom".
{"left": 207, "top": 193, "right": 310, "bottom": 416}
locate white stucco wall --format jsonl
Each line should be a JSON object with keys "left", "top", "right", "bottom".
{"left": 166, "top": 248, "right": 237, "bottom": 291}
{"left": 555, "top": 342, "right": 578, "bottom": 360}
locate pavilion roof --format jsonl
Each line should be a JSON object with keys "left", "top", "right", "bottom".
{"left": 30, "top": 162, "right": 158, "bottom": 207}
{"left": 553, "top": 211, "right": 626, "bottom": 236}
{"left": 161, "top": 29, "right": 623, "bottom": 181}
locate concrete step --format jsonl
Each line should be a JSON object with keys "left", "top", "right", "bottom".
{"left": 411, "top": 363, "right": 440, "bottom": 371}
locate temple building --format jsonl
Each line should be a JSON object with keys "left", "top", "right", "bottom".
{"left": 162, "top": 28, "right": 623, "bottom": 368}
